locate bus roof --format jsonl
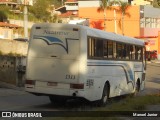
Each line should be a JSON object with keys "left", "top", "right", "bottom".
{"left": 31, "top": 23, "right": 144, "bottom": 46}
{"left": 84, "top": 26, "right": 144, "bottom": 46}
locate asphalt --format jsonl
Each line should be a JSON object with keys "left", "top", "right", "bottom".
{"left": 0, "top": 87, "right": 26, "bottom": 97}
{"left": 0, "top": 81, "right": 25, "bottom": 97}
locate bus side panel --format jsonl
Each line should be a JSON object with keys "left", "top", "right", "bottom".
{"left": 85, "top": 61, "right": 133, "bottom": 101}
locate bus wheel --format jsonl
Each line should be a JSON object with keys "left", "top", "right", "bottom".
{"left": 49, "top": 96, "right": 67, "bottom": 105}
{"left": 98, "top": 84, "right": 109, "bottom": 106}
{"left": 134, "top": 80, "right": 140, "bottom": 96}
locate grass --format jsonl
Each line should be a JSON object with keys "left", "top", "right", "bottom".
{"left": 98, "top": 94, "right": 160, "bottom": 111}
{"left": 43, "top": 94, "right": 160, "bottom": 120}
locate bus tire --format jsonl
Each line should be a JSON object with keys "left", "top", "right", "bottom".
{"left": 98, "top": 83, "right": 110, "bottom": 106}
{"left": 49, "top": 96, "right": 67, "bottom": 105}
{"left": 133, "top": 79, "right": 140, "bottom": 96}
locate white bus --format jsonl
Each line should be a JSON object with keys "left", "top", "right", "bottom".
{"left": 25, "top": 23, "right": 146, "bottom": 106}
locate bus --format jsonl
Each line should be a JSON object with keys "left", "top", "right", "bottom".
{"left": 25, "top": 23, "right": 146, "bottom": 106}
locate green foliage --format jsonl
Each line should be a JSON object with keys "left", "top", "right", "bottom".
{"left": 28, "top": 0, "right": 50, "bottom": 22}
{"left": 28, "top": 0, "right": 63, "bottom": 22}
{"left": 97, "top": 0, "right": 110, "bottom": 12}
{"left": 98, "top": 94, "right": 160, "bottom": 111}
{"left": 7, "top": 52, "right": 22, "bottom": 57}
{"left": 0, "top": 0, "right": 64, "bottom": 22}
{"left": 44, "top": 94, "right": 160, "bottom": 120}
{"left": 153, "top": 0, "right": 160, "bottom": 8}
{"left": 0, "top": 5, "right": 10, "bottom": 22}
{"left": 0, "top": 50, "right": 3, "bottom": 55}
{"left": 52, "top": 0, "right": 67, "bottom": 8}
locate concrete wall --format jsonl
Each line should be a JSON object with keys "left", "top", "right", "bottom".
{"left": 0, "top": 39, "right": 28, "bottom": 56}
{"left": 0, "top": 56, "right": 26, "bottom": 86}
{"left": 0, "top": 56, "right": 17, "bottom": 85}
{"left": 0, "top": 39, "right": 27, "bottom": 86}
{"left": 9, "top": 19, "right": 35, "bottom": 29}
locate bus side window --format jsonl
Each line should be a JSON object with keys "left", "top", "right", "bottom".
{"left": 95, "top": 39, "right": 103, "bottom": 57}
{"left": 135, "top": 46, "right": 142, "bottom": 61}
{"left": 108, "top": 41, "right": 113, "bottom": 58}
{"left": 125, "top": 45, "right": 130, "bottom": 60}
{"left": 116, "top": 43, "right": 122, "bottom": 59}
{"left": 88, "top": 37, "right": 103, "bottom": 58}
{"left": 113, "top": 42, "right": 116, "bottom": 58}
{"left": 103, "top": 41, "right": 108, "bottom": 58}
{"left": 130, "top": 45, "right": 135, "bottom": 60}
{"left": 88, "top": 37, "right": 94, "bottom": 57}
{"left": 122, "top": 44, "right": 126, "bottom": 59}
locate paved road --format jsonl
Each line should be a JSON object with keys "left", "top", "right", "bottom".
{"left": 141, "top": 62, "right": 160, "bottom": 95}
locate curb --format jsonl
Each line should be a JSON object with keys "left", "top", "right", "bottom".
{"left": 0, "top": 81, "right": 24, "bottom": 91}
{"left": 147, "top": 60, "right": 160, "bottom": 64}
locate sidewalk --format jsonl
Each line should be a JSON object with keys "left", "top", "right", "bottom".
{"left": 151, "top": 59, "right": 160, "bottom": 63}
{"left": 147, "top": 59, "right": 160, "bottom": 64}
{"left": 0, "top": 87, "right": 26, "bottom": 97}
{"left": 0, "top": 81, "right": 26, "bottom": 97}
{"left": 0, "top": 81, "right": 24, "bottom": 90}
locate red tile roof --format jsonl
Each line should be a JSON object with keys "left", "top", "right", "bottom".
{"left": 0, "top": 22, "right": 21, "bottom": 28}
{"left": 59, "top": 11, "right": 78, "bottom": 17}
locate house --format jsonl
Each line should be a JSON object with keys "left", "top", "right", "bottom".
{"left": 0, "top": 22, "right": 21, "bottom": 39}
{"left": 17, "top": 0, "right": 33, "bottom": 6}
{"left": 0, "top": 0, "right": 21, "bottom": 14}
{"left": 131, "top": 0, "right": 153, "bottom": 5}
{"left": 55, "top": 0, "right": 79, "bottom": 23}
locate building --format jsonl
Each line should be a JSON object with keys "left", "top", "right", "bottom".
{"left": 17, "top": 0, "right": 33, "bottom": 6}
{"left": 109, "top": 0, "right": 153, "bottom": 5}
{"left": 78, "top": 1, "right": 160, "bottom": 59}
{"left": 0, "top": 22, "right": 21, "bottom": 39}
{"left": 55, "top": 0, "right": 79, "bottom": 23}
{"left": 131, "top": 0, "right": 153, "bottom": 5}
{"left": 0, "top": 0, "right": 20, "bottom": 15}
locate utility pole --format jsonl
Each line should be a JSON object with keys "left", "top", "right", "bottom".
{"left": 113, "top": 0, "right": 118, "bottom": 34}
{"left": 23, "top": 0, "right": 28, "bottom": 38}
{"left": 114, "top": 9, "right": 117, "bottom": 33}
{"left": 62, "top": 0, "right": 64, "bottom": 6}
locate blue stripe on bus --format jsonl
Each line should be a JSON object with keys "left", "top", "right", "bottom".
{"left": 87, "top": 61, "right": 134, "bottom": 81}
{"left": 33, "top": 36, "right": 63, "bottom": 45}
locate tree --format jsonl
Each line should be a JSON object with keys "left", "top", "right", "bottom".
{"left": 97, "top": 0, "right": 110, "bottom": 31}
{"left": 153, "top": 0, "right": 160, "bottom": 8}
{"left": 110, "top": 1, "right": 130, "bottom": 35}
{"left": 28, "top": 0, "right": 64, "bottom": 22}
{"left": 118, "top": 1, "right": 130, "bottom": 35}
{"left": 29, "top": 0, "right": 51, "bottom": 22}
{"left": 0, "top": 5, "right": 10, "bottom": 22}
{"left": 52, "top": 0, "right": 67, "bottom": 8}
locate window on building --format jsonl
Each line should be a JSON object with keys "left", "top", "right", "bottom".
{"left": 145, "top": 17, "right": 151, "bottom": 28}
{"left": 140, "top": 17, "right": 145, "bottom": 28}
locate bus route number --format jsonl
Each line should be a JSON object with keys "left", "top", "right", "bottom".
{"left": 65, "top": 75, "right": 75, "bottom": 79}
